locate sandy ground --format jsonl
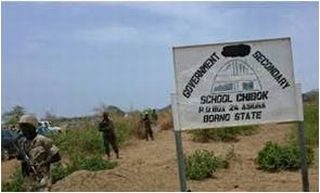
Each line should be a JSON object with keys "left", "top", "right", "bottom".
{"left": 2, "top": 124, "right": 319, "bottom": 192}
{"left": 1, "top": 159, "right": 19, "bottom": 183}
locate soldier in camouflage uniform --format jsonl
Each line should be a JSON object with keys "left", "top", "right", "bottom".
{"left": 99, "top": 112, "right": 119, "bottom": 159}
{"left": 16, "top": 114, "right": 61, "bottom": 192}
{"left": 143, "top": 112, "right": 154, "bottom": 141}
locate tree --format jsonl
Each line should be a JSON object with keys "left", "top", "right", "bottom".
{"left": 44, "top": 111, "right": 57, "bottom": 121}
{"left": 2, "top": 105, "right": 26, "bottom": 125}
{"left": 93, "top": 103, "right": 109, "bottom": 115}
{"left": 93, "top": 103, "right": 125, "bottom": 117}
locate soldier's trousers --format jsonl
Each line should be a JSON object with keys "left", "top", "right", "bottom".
{"left": 102, "top": 132, "right": 119, "bottom": 156}
{"left": 145, "top": 126, "right": 154, "bottom": 141}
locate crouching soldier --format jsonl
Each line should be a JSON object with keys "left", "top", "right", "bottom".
{"left": 16, "top": 114, "right": 61, "bottom": 192}
{"left": 99, "top": 112, "right": 119, "bottom": 159}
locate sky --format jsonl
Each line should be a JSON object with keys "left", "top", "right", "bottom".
{"left": 1, "top": 2, "right": 319, "bottom": 118}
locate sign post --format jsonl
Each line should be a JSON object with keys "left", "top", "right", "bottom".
{"left": 296, "top": 84, "right": 309, "bottom": 192}
{"left": 171, "top": 93, "right": 187, "bottom": 192}
{"left": 171, "top": 37, "right": 309, "bottom": 191}
{"left": 174, "top": 130, "right": 187, "bottom": 192}
{"left": 297, "top": 121, "right": 310, "bottom": 192}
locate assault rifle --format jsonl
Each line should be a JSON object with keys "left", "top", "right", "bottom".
{"left": 13, "top": 139, "right": 40, "bottom": 178}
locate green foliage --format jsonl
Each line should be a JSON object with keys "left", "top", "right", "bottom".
{"left": 52, "top": 163, "right": 76, "bottom": 183}
{"left": 2, "top": 168, "right": 25, "bottom": 192}
{"left": 114, "top": 118, "right": 134, "bottom": 145}
{"left": 302, "top": 103, "right": 318, "bottom": 146}
{"left": 2, "top": 156, "right": 117, "bottom": 191}
{"left": 256, "top": 102, "right": 317, "bottom": 173}
{"left": 50, "top": 117, "right": 135, "bottom": 155}
{"left": 50, "top": 127, "right": 105, "bottom": 157}
{"left": 106, "top": 105, "right": 125, "bottom": 116}
{"left": 51, "top": 155, "right": 117, "bottom": 183}
{"left": 49, "top": 125, "right": 120, "bottom": 183}
{"left": 73, "top": 155, "right": 117, "bottom": 171}
{"left": 303, "top": 90, "right": 318, "bottom": 103}
{"left": 188, "top": 125, "right": 258, "bottom": 143}
{"left": 2, "top": 105, "right": 25, "bottom": 125}
{"left": 255, "top": 141, "right": 314, "bottom": 172}
{"left": 185, "top": 149, "right": 228, "bottom": 180}
{"left": 93, "top": 103, "right": 125, "bottom": 117}
{"left": 43, "top": 111, "right": 58, "bottom": 121}
{"left": 289, "top": 103, "right": 318, "bottom": 147}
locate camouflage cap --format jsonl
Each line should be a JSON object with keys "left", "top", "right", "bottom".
{"left": 19, "top": 114, "right": 38, "bottom": 128}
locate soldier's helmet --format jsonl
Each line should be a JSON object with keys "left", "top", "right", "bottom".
{"left": 19, "top": 114, "right": 38, "bottom": 129}
{"left": 103, "top": 112, "right": 109, "bottom": 118}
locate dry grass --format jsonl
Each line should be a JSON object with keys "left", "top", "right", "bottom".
{"left": 50, "top": 124, "right": 318, "bottom": 192}
{"left": 3, "top": 123, "right": 318, "bottom": 192}
{"left": 158, "top": 111, "right": 173, "bottom": 131}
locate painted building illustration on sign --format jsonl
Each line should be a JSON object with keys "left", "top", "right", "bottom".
{"left": 211, "top": 59, "right": 262, "bottom": 94}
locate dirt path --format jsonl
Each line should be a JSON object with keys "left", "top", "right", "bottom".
{"left": 50, "top": 124, "right": 318, "bottom": 192}
{"left": 1, "top": 159, "right": 19, "bottom": 183}
{"left": 2, "top": 124, "right": 318, "bottom": 191}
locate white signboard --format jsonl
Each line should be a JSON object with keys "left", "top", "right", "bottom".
{"left": 173, "top": 37, "right": 303, "bottom": 131}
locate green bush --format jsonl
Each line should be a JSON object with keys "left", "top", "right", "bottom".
{"left": 2, "top": 156, "right": 117, "bottom": 191}
{"left": 114, "top": 118, "right": 134, "bottom": 145}
{"left": 47, "top": 115, "right": 135, "bottom": 184}
{"left": 51, "top": 162, "right": 76, "bottom": 183}
{"left": 290, "top": 103, "right": 318, "bottom": 147}
{"left": 2, "top": 168, "right": 25, "bottom": 192}
{"left": 255, "top": 141, "right": 314, "bottom": 171}
{"left": 73, "top": 155, "right": 117, "bottom": 171}
{"left": 50, "top": 127, "right": 105, "bottom": 158}
{"left": 3, "top": 115, "right": 133, "bottom": 190}
{"left": 185, "top": 149, "right": 228, "bottom": 180}
{"left": 49, "top": 127, "right": 120, "bottom": 183}
{"left": 188, "top": 125, "right": 258, "bottom": 143}
{"left": 51, "top": 116, "right": 137, "bottom": 156}
{"left": 303, "top": 103, "right": 318, "bottom": 146}
{"left": 51, "top": 155, "right": 117, "bottom": 183}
